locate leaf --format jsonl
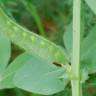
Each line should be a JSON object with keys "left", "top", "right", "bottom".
{"left": 0, "top": 8, "right": 68, "bottom": 64}
{"left": 81, "top": 25, "right": 96, "bottom": 74}
{"left": 14, "top": 54, "right": 68, "bottom": 95}
{"left": 0, "top": 32, "right": 11, "bottom": 74}
{"left": 0, "top": 52, "right": 33, "bottom": 89}
{"left": 85, "top": 0, "right": 96, "bottom": 15}
{"left": 63, "top": 23, "right": 72, "bottom": 60}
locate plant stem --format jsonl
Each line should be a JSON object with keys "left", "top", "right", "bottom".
{"left": 71, "top": 0, "right": 82, "bottom": 96}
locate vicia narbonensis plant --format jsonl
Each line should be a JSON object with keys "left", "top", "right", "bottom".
{"left": 0, "top": 0, "right": 96, "bottom": 96}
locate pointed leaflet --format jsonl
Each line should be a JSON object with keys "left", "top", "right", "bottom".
{"left": 81, "top": 25, "right": 96, "bottom": 74}
{"left": 14, "top": 54, "right": 68, "bottom": 95}
{"left": 0, "top": 52, "right": 33, "bottom": 89}
{"left": 0, "top": 8, "right": 68, "bottom": 64}
{"left": 0, "top": 32, "right": 11, "bottom": 74}
{"left": 85, "top": 0, "right": 96, "bottom": 15}
{"left": 63, "top": 23, "right": 72, "bottom": 60}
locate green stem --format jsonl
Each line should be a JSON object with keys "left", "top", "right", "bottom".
{"left": 21, "top": 0, "right": 46, "bottom": 37}
{"left": 71, "top": 0, "right": 82, "bottom": 96}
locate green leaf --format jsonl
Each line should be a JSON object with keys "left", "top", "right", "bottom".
{"left": 0, "top": 32, "right": 11, "bottom": 74}
{"left": 85, "top": 0, "right": 96, "bottom": 15}
{"left": 14, "top": 55, "right": 68, "bottom": 95}
{"left": 0, "top": 8, "right": 68, "bottom": 64}
{"left": 81, "top": 25, "right": 96, "bottom": 74}
{"left": 63, "top": 23, "right": 72, "bottom": 60}
{"left": 0, "top": 52, "right": 32, "bottom": 89}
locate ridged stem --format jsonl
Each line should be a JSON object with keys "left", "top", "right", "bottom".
{"left": 71, "top": 0, "right": 82, "bottom": 96}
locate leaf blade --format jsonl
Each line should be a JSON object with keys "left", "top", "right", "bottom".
{"left": 0, "top": 32, "right": 11, "bottom": 74}
{"left": 0, "top": 52, "right": 33, "bottom": 89}
{"left": 85, "top": 0, "right": 96, "bottom": 15}
{"left": 14, "top": 54, "right": 68, "bottom": 95}
{"left": 0, "top": 8, "right": 68, "bottom": 64}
